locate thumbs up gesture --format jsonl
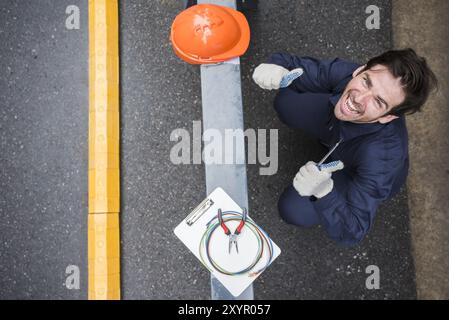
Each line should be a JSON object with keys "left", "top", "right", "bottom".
{"left": 293, "top": 161, "right": 344, "bottom": 199}
{"left": 252, "top": 63, "right": 304, "bottom": 90}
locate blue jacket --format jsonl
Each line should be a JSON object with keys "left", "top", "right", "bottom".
{"left": 269, "top": 53, "right": 409, "bottom": 246}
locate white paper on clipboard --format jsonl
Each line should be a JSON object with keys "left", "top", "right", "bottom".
{"left": 174, "top": 187, "right": 281, "bottom": 297}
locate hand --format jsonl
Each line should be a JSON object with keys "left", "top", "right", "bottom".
{"left": 293, "top": 161, "right": 344, "bottom": 199}
{"left": 252, "top": 63, "right": 290, "bottom": 90}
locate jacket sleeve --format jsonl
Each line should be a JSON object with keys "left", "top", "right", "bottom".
{"left": 267, "top": 53, "right": 360, "bottom": 94}
{"left": 312, "top": 139, "right": 405, "bottom": 246}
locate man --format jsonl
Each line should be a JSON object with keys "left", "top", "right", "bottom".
{"left": 252, "top": 49, "right": 437, "bottom": 246}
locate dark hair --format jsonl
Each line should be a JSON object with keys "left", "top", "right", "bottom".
{"left": 361, "top": 48, "right": 438, "bottom": 116}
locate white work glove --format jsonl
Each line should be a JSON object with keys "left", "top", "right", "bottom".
{"left": 252, "top": 63, "right": 290, "bottom": 90}
{"left": 293, "top": 161, "right": 344, "bottom": 199}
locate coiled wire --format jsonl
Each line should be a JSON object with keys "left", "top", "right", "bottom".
{"left": 199, "top": 210, "right": 274, "bottom": 277}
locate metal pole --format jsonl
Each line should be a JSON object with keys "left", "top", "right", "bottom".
{"left": 198, "top": 0, "right": 254, "bottom": 301}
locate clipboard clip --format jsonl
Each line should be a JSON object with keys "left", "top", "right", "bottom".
{"left": 186, "top": 198, "right": 214, "bottom": 226}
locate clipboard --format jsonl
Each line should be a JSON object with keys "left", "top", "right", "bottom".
{"left": 174, "top": 187, "right": 281, "bottom": 297}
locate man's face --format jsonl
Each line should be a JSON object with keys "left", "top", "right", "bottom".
{"left": 334, "top": 65, "right": 406, "bottom": 124}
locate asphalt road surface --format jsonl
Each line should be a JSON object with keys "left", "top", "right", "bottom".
{"left": 0, "top": 0, "right": 415, "bottom": 299}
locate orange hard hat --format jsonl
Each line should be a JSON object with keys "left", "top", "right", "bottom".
{"left": 170, "top": 4, "right": 250, "bottom": 64}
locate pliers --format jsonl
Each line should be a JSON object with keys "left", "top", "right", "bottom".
{"left": 218, "top": 208, "right": 247, "bottom": 254}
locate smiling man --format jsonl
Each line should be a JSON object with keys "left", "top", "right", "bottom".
{"left": 253, "top": 49, "right": 437, "bottom": 246}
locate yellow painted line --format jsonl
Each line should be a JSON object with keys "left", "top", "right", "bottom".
{"left": 88, "top": 0, "right": 120, "bottom": 300}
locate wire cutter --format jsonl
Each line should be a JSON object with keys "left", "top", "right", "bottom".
{"left": 218, "top": 208, "right": 247, "bottom": 254}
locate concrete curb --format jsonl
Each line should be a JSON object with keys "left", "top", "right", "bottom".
{"left": 392, "top": 0, "right": 449, "bottom": 299}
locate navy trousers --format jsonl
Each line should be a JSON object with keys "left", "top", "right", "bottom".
{"left": 274, "top": 88, "right": 349, "bottom": 228}
{"left": 278, "top": 174, "right": 349, "bottom": 228}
